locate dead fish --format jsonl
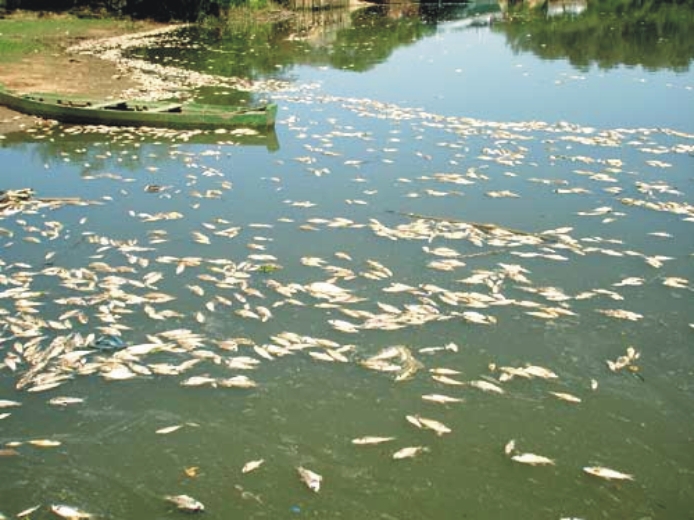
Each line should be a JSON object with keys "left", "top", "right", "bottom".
{"left": 51, "top": 504, "right": 93, "bottom": 519}
{"left": 156, "top": 425, "right": 184, "bottom": 435}
{"left": 0, "top": 399, "right": 21, "bottom": 408}
{"left": 297, "top": 466, "right": 322, "bottom": 492}
{"left": 432, "top": 374, "right": 466, "bottom": 386}
{"left": 468, "top": 380, "right": 505, "bottom": 394}
{"left": 523, "top": 365, "right": 559, "bottom": 379}
{"left": 180, "top": 376, "right": 217, "bottom": 388}
{"left": 216, "top": 376, "right": 257, "bottom": 389}
{"left": 504, "top": 439, "right": 516, "bottom": 456}
{"left": 392, "top": 446, "right": 429, "bottom": 460}
{"left": 165, "top": 494, "right": 205, "bottom": 512}
{"left": 583, "top": 466, "right": 634, "bottom": 481}
{"left": 0, "top": 448, "right": 19, "bottom": 456}
{"left": 511, "top": 452, "right": 555, "bottom": 466}
{"left": 242, "top": 459, "right": 265, "bottom": 474}
{"left": 421, "top": 394, "right": 464, "bottom": 404}
{"left": 16, "top": 505, "right": 41, "bottom": 518}
{"left": 48, "top": 397, "right": 85, "bottom": 407}
{"left": 351, "top": 436, "right": 396, "bottom": 445}
{"left": 415, "top": 416, "right": 452, "bottom": 436}
{"left": 29, "top": 439, "right": 61, "bottom": 447}
{"left": 549, "top": 391, "right": 582, "bottom": 403}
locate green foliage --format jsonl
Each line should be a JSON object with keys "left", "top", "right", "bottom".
{"left": 497, "top": 0, "right": 694, "bottom": 71}
{"left": 0, "top": 14, "right": 130, "bottom": 62}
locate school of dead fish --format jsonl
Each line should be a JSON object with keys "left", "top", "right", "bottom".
{"left": 1, "top": 23, "right": 693, "bottom": 520}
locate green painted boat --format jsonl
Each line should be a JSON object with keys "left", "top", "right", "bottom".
{"left": 0, "top": 85, "right": 277, "bottom": 130}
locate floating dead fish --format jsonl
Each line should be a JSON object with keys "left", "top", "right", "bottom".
{"left": 0, "top": 399, "right": 21, "bottom": 408}
{"left": 180, "top": 376, "right": 217, "bottom": 388}
{"left": 28, "top": 439, "right": 61, "bottom": 447}
{"left": 583, "top": 466, "right": 634, "bottom": 481}
{"left": 522, "top": 365, "right": 558, "bottom": 380}
{"left": 392, "top": 446, "right": 429, "bottom": 460}
{"left": 17, "top": 505, "right": 41, "bottom": 518}
{"left": 242, "top": 459, "right": 265, "bottom": 474}
{"left": 297, "top": 466, "right": 322, "bottom": 492}
{"left": 549, "top": 391, "right": 582, "bottom": 403}
{"left": 468, "top": 380, "right": 505, "bottom": 394}
{"left": 416, "top": 416, "right": 452, "bottom": 436}
{"left": 596, "top": 309, "right": 643, "bottom": 321}
{"left": 156, "top": 424, "right": 184, "bottom": 435}
{"left": 421, "top": 394, "right": 464, "bottom": 404}
{"left": 432, "top": 374, "right": 466, "bottom": 386}
{"left": 217, "top": 375, "right": 257, "bottom": 389}
{"left": 606, "top": 346, "right": 640, "bottom": 372}
{"left": 48, "top": 397, "right": 85, "bottom": 407}
{"left": 165, "top": 494, "right": 205, "bottom": 512}
{"left": 0, "top": 448, "right": 19, "bottom": 456}
{"left": 351, "top": 436, "right": 396, "bottom": 445}
{"left": 100, "top": 364, "right": 138, "bottom": 382}
{"left": 511, "top": 452, "right": 555, "bottom": 466}
{"left": 504, "top": 439, "right": 516, "bottom": 456}
{"left": 51, "top": 504, "right": 93, "bottom": 519}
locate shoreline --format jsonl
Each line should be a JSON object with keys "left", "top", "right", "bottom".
{"left": 0, "top": 13, "right": 179, "bottom": 133}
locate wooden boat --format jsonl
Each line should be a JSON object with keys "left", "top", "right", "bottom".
{"left": 0, "top": 85, "right": 277, "bottom": 130}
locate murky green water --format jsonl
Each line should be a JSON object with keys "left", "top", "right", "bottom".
{"left": 1, "top": 1, "right": 694, "bottom": 519}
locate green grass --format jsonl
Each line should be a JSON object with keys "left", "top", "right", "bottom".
{"left": 0, "top": 13, "right": 144, "bottom": 63}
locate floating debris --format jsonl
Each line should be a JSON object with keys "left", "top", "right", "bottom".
{"left": 606, "top": 346, "right": 640, "bottom": 373}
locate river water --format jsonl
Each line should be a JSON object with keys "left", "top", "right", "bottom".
{"left": 1, "top": 1, "right": 693, "bottom": 519}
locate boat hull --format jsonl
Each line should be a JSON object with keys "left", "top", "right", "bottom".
{"left": 0, "top": 87, "right": 277, "bottom": 130}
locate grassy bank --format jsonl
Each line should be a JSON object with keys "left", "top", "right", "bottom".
{"left": 0, "top": 11, "right": 156, "bottom": 64}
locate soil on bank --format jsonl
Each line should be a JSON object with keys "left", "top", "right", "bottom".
{"left": 0, "top": 11, "right": 165, "bottom": 133}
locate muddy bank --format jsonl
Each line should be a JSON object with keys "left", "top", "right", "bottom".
{"left": 0, "top": 13, "right": 167, "bottom": 133}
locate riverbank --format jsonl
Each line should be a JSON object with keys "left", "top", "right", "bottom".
{"left": 0, "top": 11, "right": 169, "bottom": 132}
{"left": 0, "top": 7, "right": 294, "bottom": 134}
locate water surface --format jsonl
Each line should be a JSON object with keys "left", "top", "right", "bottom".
{"left": 1, "top": 2, "right": 693, "bottom": 519}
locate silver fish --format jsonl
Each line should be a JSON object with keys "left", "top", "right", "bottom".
{"left": 421, "top": 394, "right": 464, "bottom": 404}
{"left": 297, "top": 466, "right": 322, "bottom": 492}
{"left": 50, "top": 504, "right": 93, "bottom": 519}
{"left": 511, "top": 452, "right": 555, "bottom": 466}
{"left": 351, "top": 436, "right": 396, "bottom": 445}
{"left": 48, "top": 397, "right": 85, "bottom": 407}
{"left": 583, "top": 466, "right": 634, "bottom": 481}
{"left": 392, "top": 446, "right": 429, "bottom": 460}
{"left": 165, "top": 494, "right": 205, "bottom": 512}
{"left": 242, "top": 459, "right": 265, "bottom": 474}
